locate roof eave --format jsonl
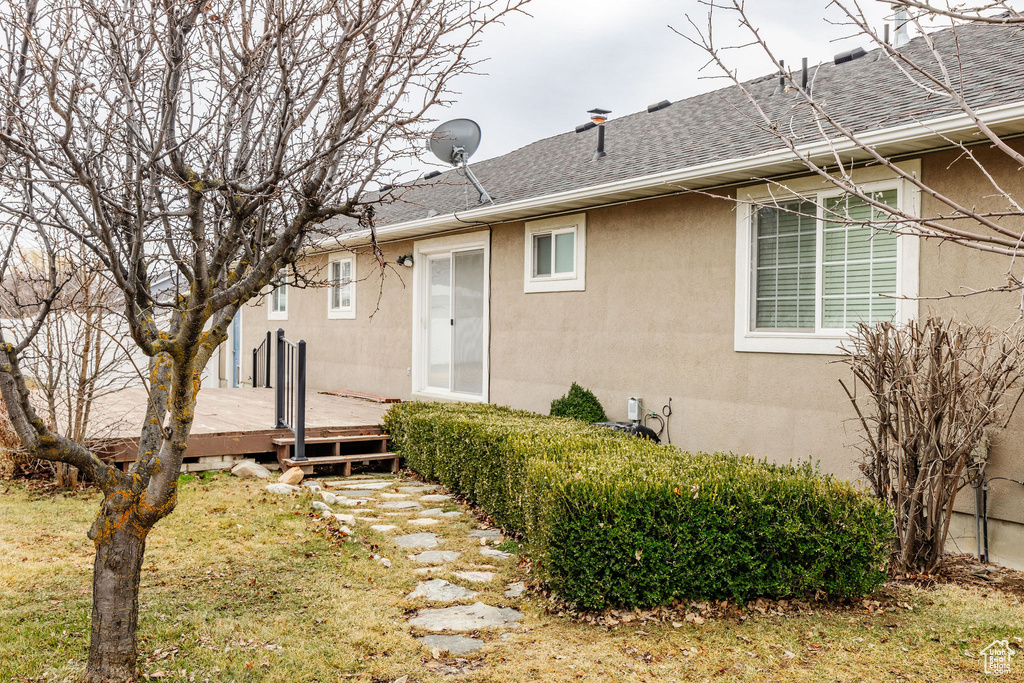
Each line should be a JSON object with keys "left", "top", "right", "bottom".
{"left": 318, "top": 100, "right": 1024, "bottom": 250}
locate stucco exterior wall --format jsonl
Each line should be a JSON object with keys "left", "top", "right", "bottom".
{"left": 240, "top": 145, "right": 1024, "bottom": 565}
{"left": 241, "top": 249, "right": 417, "bottom": 400}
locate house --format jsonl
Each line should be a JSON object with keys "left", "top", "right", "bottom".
{"left": 237, "top": 21, "right": 1024, "bottom": 568}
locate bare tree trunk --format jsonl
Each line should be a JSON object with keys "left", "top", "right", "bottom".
{"left": 85, "top": 526, "right": 147, "bottom": 683}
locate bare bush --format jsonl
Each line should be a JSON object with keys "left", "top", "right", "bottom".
{"left": 840, "top": 318, "right": 1024, "bottom": 572}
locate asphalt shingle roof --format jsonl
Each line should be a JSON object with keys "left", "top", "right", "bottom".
{"left": 372, "top": 21, "right": 1024, "bottom": 228}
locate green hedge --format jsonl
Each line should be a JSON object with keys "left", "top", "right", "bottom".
{"left": 384, "top": 402, "right": 892, "bottom": 610}
{"left": 550, "top": 382, "right": 608, "bottom": 422}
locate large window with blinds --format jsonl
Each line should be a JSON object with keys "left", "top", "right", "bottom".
{"left": 753, "top": 190, "right": 899, "bottom": 333}
{"left": 737, "top": 178, "right": 917, "bottom": 354}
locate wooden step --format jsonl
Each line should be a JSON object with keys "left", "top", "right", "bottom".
{"left": 272, "top": 434, "right": 389, "bottom": 446}
{"left": 282, "top": 452, "right": 399, "bottom": 477}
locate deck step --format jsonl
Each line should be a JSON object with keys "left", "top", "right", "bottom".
{"left": 282, "top": 452, "right": 400, "bottom": 476}
{"left": 272, "top": 434, "right": 389, "bottom": 446}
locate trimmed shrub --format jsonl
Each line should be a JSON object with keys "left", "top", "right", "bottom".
{"left": 549, "top": 382, "right": 608, "bottom": 423}
{"left": 384, "top": 402, "right": 893, "bottom": 610}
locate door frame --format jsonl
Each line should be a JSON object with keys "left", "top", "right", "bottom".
{"left": 411, "top": 230, "right": 490, "bottom": 403}
{"left": 231, "top": 308, "right": 242, "bottom": 388}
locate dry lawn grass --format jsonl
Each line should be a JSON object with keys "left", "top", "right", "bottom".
{"left": 1, "top": 474, "right": 1022, "bottom": 682}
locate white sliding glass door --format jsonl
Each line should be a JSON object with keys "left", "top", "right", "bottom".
{"left": 452, "top": 249, "right": 485, "bottom": 394}
{"left": 426, "top": 255, "right": 453, "bottom": 390}
{"left": 413, "top": 233, "right": 489, "bottom": 401}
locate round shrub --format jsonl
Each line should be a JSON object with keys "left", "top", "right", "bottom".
{"left": 549, "top": 382, "right": 608, "bottom": 423}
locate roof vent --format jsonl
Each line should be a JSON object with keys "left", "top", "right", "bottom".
{"left": 423, "top": 170, "right": 442, "bottom": 180}
{"left": 834, "top": 47, "right": 867, "bottom": 65}
{"left": 773, "top": 59, "right": 786, "bottom": 95}
{"left": 575, "top": 108, "right": 611, "bottom": 161}
{"left": 647, "top": 99, "right": 672, "bottom": 113}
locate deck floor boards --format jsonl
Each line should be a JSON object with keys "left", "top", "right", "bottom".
{"left": 88, "top": 387, "right": 390, "bottom": 464}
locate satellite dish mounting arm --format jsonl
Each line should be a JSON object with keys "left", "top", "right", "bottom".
{"left": 453, "top": 146, "right": 493, "bottom": 205}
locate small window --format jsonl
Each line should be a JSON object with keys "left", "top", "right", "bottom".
{"left": 268, "top": 283, "right": 288, "bottom": 320}
{"left": 328, "top": 255, "right": 355, "bottom": 319}
{"left": 524, "top": 214, "right": 586, "bottom": 293}
{"left": 532, "top": 230, "right": 576, "bottom": 278}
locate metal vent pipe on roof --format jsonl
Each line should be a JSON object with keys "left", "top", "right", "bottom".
{"left": 801, "top": 57, "right": 809, "bottom": 93}
{"left": 575, "top": 108, "right": 610, "bottom": 161}
{"left": 773, "top": 59, "right": 785, "bottom": 95}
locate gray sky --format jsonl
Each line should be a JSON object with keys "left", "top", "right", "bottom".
{"left": 418, "top": 0, "right": 896, "bottom": 172}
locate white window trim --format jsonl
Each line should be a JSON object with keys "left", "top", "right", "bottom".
{"left": 523, "top": 213, "right": 586, "bottom": 293}
{"left": 268, "top": 283, "right": 288, "bottom": 321}
{"left": 327, "top": 254, "right": 356, "bottom": 320}
{"left": 411, "top": 230, "right": 490, "bottom": 403}
{"left": 734, "top": 160, "right": 920, "bottom": 355}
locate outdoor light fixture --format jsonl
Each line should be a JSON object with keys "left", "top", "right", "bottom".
{"left": 396, "top": 254, "right": 414, "bottom": 268}
{"left": 588, "top": 108, "right": 610, "bottom": 124}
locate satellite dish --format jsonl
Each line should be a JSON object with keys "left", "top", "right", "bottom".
{"left": 428, "top": 118, "right": 482, "bottom": 165}
{"left": 427, "top": 118, "right": 493, "bottom": 205}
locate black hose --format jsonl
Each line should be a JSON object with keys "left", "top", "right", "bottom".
{"left": 643, "top": 412, "right": 665, "bottom": 437}
{"left": 663, "top": 398, "right": 673, "bottom": 445}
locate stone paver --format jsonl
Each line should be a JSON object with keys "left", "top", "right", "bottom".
{"left": 407, "top": 579, "right": 478, "bottom": 603}
{"left": 467, "top": 529, "right": 503, "bottom": 540}
{"left": 504, "top": 582, "right": 526, "bottom": 598}
{"left": 335, "top": 498, "right": 370, "bottom": 507}
{"left": 417, "top": 635, "right": 484, "bottom": 655}
{"left": 408, "top": 602, "right": 523, "bottom": 632}
{"left": 302, "top": 475, "right": 531, "bottom": 666}
{"left": 265, "top": 483, "right": 299, "bottom": 494}
{"left": 420, "top": 494, "right": 452, "bottom": 503}
{"left": 379, "top": 500, "right": 422, "bottom": 510}
{"left": 411, "top": 551, "right": 461, "bottom": 564}
{"left": 395, "top": 532, "right": 441, "bottom": 549}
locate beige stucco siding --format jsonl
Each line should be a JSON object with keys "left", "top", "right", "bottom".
{"left": 488, "top": 193, "right": 866, "bottom": 488}
{"left": 241, "top": 145, "right": 1024, "bottom": 541}
{"left": 242, "top": 250, "right": 416, "bottom": 400}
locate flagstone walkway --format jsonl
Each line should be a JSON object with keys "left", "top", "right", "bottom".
{"left": 265, "top": 474, "right": 525, "bottom": 663}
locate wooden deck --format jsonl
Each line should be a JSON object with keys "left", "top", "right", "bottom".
{"left": 89, "top": 387, "right": 391, "bottom": 470}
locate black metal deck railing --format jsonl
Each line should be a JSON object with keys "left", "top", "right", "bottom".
{"left": 274, "top": 329, "right": 306, "bottom": 461}
{"left": 252, "top": 330, "right": 272, "bottom": 388}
